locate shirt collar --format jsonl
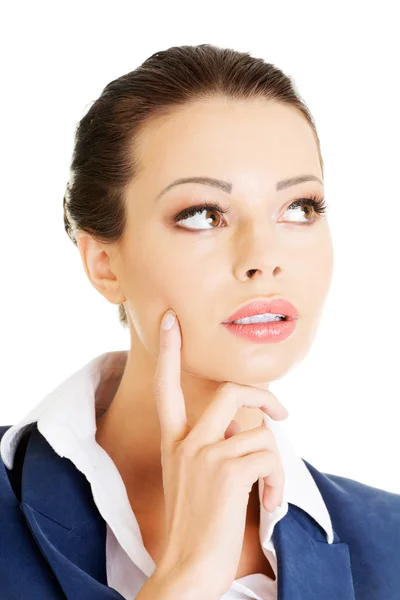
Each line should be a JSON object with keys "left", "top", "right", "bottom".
{"left": 1, "top": 350, "right": 334, "bottom": 557}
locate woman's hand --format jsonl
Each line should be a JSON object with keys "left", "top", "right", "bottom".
{"left": 151, "top": 310, "right": 288, "bottom": 600}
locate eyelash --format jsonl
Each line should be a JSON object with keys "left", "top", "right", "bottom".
{"left": 173, "top": 195, "right": 328, "bottom": 228}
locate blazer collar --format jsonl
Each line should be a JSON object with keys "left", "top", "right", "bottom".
{"left": 19, "top": 423, "right": 356, "bottom": 600}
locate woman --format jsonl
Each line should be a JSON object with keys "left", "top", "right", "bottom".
{"left": 1, "top": 44, "right": 399, "bottom": 600}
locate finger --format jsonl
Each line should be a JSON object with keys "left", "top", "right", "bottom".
{"left": 224, "top": 419, "right": 241, "bottom": 440}
{"left": 262, "top": 466, "right": 285, "bottom": 512}
{"left": 216, "top": 424, "right": 279, "bottom": 457}
{"left": 189, "top": 383, "right": 288, "bottom": 448}
{"left": 236, "top": 449, "right": 284, "bottom": 512}
{"left": 153, "top": 310, "right": 187, "bottom": 450}
{"left": 250, "top": 383, "right": 289, "bottom": 419}
{"left": 245, "top": 450, "right": 285, "bottom": 512}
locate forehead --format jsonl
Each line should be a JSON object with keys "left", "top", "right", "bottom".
{"left": 134, "top": 97, "right": 321, "bottom": 190}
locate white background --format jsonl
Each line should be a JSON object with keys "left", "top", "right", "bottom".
{"left": 1, "top": 1, "right": 399, "bottom": 493}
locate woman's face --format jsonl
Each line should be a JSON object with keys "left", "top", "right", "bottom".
{"left": 110, "top": 96, "right": 334, "bottom": 385}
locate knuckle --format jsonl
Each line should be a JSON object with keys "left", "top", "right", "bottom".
{"left": 261, "top": 427, "right": 276, "bottom": 447}
{"left": 260, "top": 449, "right": 276, "bottom": 471}
{"left": 200, "top": 444, "right": 220, "bottom": 466}
{"left": 267, "top": 447, "right": 280, "bottom": 464}
{"left": 270, "top": 450, "right": 284, "bottom": 477}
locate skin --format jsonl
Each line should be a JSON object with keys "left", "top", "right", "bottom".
{"left": 76, "top": 96, "right": 334, "bottom": 561}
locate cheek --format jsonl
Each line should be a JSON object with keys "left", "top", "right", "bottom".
{"left": 126, "top": 244, "right": 216, "bottom": 320}
{"left": 299, "top": 228, "right": 334, "bottom": 285}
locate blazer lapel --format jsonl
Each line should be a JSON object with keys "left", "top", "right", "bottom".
{"left": 273, "top": 502, "right": 355, "bottom": 599}
{"left": 18, "top": 424, "right": 121, "bottom": 599}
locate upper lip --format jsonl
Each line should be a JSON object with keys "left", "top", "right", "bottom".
{"left": 222, "top": 298, "right": 299, "bottom": 323}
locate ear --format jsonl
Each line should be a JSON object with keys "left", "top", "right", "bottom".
{"left": 76, "top": 232, "right": 126, "bottom": 306}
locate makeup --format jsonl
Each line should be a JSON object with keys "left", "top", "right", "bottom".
{"left": 221, "top": 298, "right": 298, "bottom": 343}
{"left": 221, "top": 318, "right": 296, "bottom": 343}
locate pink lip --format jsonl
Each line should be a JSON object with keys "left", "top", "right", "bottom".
{"left": 222, "top": 319, "right": 297, "bottom": 343}
{"left": 222, "top": 298, "right": 299, "bottom": 324}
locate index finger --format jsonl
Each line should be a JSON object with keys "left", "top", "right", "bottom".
{"left": 188, "top": 383, "right": 288, "bottom": 448}
{"left": 153, "top": 310, "right": 188, "bottom": 450}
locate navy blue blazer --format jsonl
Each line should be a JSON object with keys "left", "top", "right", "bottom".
{"left": 1, "top": 421, "right": 400, "bottom": 600}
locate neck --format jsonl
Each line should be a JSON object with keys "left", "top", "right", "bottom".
{"left": 95, "top": 342, "right": 265, "bottom": 516}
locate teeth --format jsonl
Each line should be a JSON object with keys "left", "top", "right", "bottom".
{"left": 232, "top": 313, "right": 286, "bottom": 325}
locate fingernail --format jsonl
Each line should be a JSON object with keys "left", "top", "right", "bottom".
{"left": 161, "top": 310, "right": 176, "bottom": 331}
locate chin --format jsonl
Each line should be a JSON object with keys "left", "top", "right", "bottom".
{"left": 181, "top": 329, "right": 304, "bottom": 385}
{"left": 192, "top": 359, "right": 294, "bottom": 388}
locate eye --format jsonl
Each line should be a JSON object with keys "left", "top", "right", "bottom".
{"left": 173, "top": 195, "right": 328, "bottom": 231}
{"left": 283, "top": 195, "right": 328, "bottom": 223}
{"left": 173, "top": 201, "right": 231, "bottom": 230}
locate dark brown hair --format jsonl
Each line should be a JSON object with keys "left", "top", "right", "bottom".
{"left": 63, "top": 43, "right": 324, "bottom": 328}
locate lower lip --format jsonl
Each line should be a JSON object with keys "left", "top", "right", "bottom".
{"left": 222, "top": 319, "right": 296, "bottom": 343}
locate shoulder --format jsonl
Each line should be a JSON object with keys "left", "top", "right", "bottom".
{"left": 303, "top": 457, "right": 400, "bottom": 548}
{"left": 303, "top": 457, "right": 400, "bottom": 507}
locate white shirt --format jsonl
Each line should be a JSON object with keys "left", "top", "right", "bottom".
{"left": 1, "top": 351, "right": 334, "bottom": 600}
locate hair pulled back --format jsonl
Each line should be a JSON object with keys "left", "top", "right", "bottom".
{"left": 63, "top": 43, "right": 323, "bottom": 328}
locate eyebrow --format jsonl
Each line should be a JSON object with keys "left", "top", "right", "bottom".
{"left": 155, "top": 174, "right": 323, "bottom": 200}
